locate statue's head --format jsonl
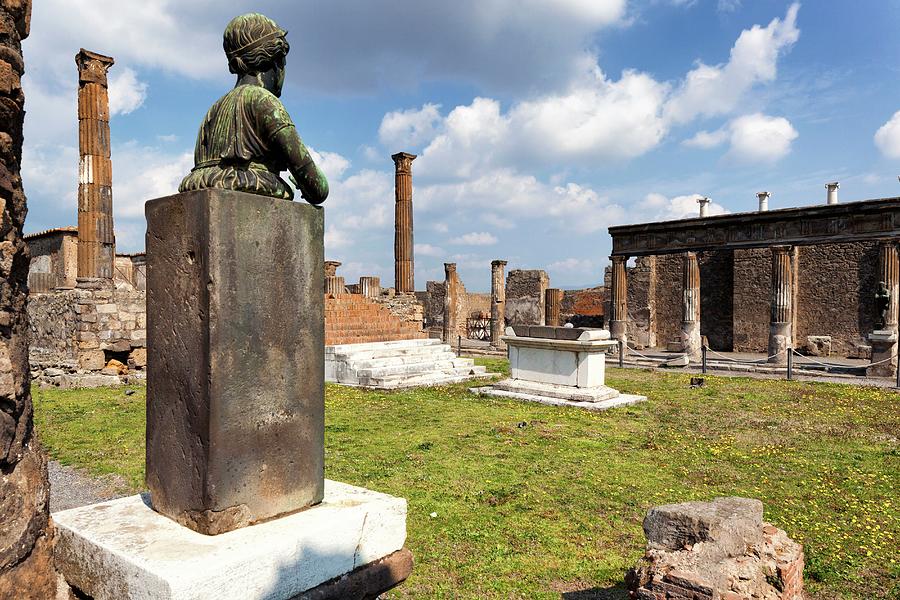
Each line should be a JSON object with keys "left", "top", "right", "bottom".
{"left": 224, "top": 13, "right": 289, "bottom": 96}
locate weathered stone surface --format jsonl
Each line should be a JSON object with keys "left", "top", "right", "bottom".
{"left": 805, "top": 335, "right": 831, "bottom": 356}
{"left": 127, "top": 347, "right": 146, "bottom": 368}
{"left": 629, "top": 498, "right": 804, "bottom": 600}
{"left": 505, "top": 269, "right": 549, "bottom": 326}
{"left": 643, "top": 497, "right": 763, "bottom": 556}
{"left": 145, "top": 189, "right": 325, "bottom": 535}
{"left": 53, "top": 481, "right": 407, "bottom": 600}
{"left": 292, "top": 548, "right": 413, "bottom": 600}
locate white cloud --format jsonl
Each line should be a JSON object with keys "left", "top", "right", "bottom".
{"left": 379, "top": 104, "right": 442, "bottom": 150}
{"left": 414, "top": 243, "right": 445, "bottom": 257}
{"left": 637, "top": 193, "right": 729, "bottom": 222}
{"left": 547, "top": 257, "right": 595, "bottom": 273}
{"left": 683, "top": 128, "right": 729, "bottom": 149}
{"left": 450, "top": 232, "right": 499, "bottom": 246}
{"left": 108, "top": 68, "right": 148, "bottom": 116}
{"left": 112, "top": 143, "right": 193, "bottom": 218}
{"left": 727, "top": 113, "right": 798, "bottom": 163}
{"left": 717, "top": 0, "right": 742, "bottom": 13}
{"left": 875, "top": 110, "right": 900, "bottom": 159}
{"left": 309, "top": 148, "right": 351, "bottom": 181}
{"left": 664, "top": 3, "right": 799, "bottom": 124}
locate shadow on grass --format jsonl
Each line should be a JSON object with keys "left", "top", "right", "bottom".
{"left": 562, "top": 585, "right": 628, "bottom": 599}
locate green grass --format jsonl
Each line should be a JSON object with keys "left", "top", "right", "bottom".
{"left": 33, "top": 363, "right": 899, "bottom": 599}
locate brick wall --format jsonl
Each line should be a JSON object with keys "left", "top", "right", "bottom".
{"left": 732, "top": 248, "right": 770, "bottom": 353}
{"left": 700, "top": 250, "right": 734, "bottom": 351}
{"left": 654, "top": 254, "right": 682, "bottom": 348}
{"left": 561, "top": 286, "right": 605, "bottom": 328}
{"left": 625, "top": 256, "right": 655, "bottom": 347}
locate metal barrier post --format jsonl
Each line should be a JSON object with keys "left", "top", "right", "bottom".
{"left": 895, "top": 358, "right": 899, "bottom": 389}
{"left": 457, "top": 335, "right": 462, "bottom": 356}
{"left": 702, "top": 345, "right": 707, "bottom": 374}
{"left": 786, "top": 348, "right": 793, "bottom": 381}
{"left": 618, "top": 340, "right": 624, "bottom": 368}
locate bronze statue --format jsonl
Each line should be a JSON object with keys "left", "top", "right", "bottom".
{"left": 875, "top": 280, "right": 891, "bottom": 329}
{"left": 179, "top": 13, "right": 328, "bottom": 205}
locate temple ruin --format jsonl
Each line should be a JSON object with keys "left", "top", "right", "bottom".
{"left": 607, "top": 193, "right": 900, "bottom": 375}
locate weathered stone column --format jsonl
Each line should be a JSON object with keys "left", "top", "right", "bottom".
{"left": 76, "top": 49, "right": 116, "bottom": 286}
{"left": 325, "top": 276, "right": 345, "bottom": 296}
{"left": 443, "top": 262, "right": 457, "bottom": 343}
{"left": 681, "top": 252, "right": 701, "bottom": 357}
{"left": 609, "top": 255, "right": 628, "bottom": 342}
{"left": 392, "top": 152, "right": 416, "bottom": 293}
{"left": 545, "top": 288, "right": 563, "bottom": 326}
{"left": 490, "top": 260, "right": 507, "bottom": 347}
{"left": 324, "top": 260, "right": 341, "bottom": 277}
{"left": 869, "top": 240, "right": 899, "bottom": 377}
{"left": 359, "top": 276, "right": 381, "bottom": 299}
{"left": 0, "top": 1, "right": 58, "bottom": 595}
{"left": 768, "top": 245, "right": 794, "bottom": 364}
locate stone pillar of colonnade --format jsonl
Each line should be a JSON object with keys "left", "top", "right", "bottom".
{"left": 490, "top": 260, "right": 507, "bottom": 348}
{"left": 767, "top": 246, "right": 794, "bottom": 365}
{"left": 442, "top": 263, "right": 458, "bottom": 344}
{"left": 609, "top": 255, "right": 628, "bottom": 344}
{"left": 680, "top": 252, "right": 702, "bottom": 358}
{"left": 392, "top": 152, "right": 416, "bottom": 293}
{"left": 868, "top": 240, "right": 899, "bottom": 377}
{"left": 544, "top": 288, "right": 563, "bottom": 327}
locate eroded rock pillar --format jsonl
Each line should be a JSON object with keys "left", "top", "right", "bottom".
{"left": 681, "top": 252, "right": 701, "bottom": 358}
{"left": 768, "top": 246, "right": 794, "bottom": 365}
{"left": 76, "top": 49, "right": 115, "bottom": 286}
{"left": 0, "top": 1, "right": 58, "bottom": 595}
{"left": 545, "top": 288, "right": 563, "bottom": 327}
{"left": 869, "top": 240, "right": 899, "bottom": 377}
{"left": 443, "top": 262, "right": 457, "bottom": 343}
{"left": 392, "top": 152, "right": 416, "bottom": 293}
{"left": 609, "top": 255, "right": 628, "bottom": 342}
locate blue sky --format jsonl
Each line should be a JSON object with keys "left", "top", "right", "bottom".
{"left": 20, "top": 1, "right": 900, "bottom": 291}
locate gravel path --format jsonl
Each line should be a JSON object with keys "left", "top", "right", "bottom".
{"left": 49, "top": 460, "right": 130, "bottom": 513}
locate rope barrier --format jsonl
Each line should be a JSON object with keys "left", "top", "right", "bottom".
{"left": 789, "top": 348, "right": 892, "bottom": 368}
{"left": 706, "top": 348, "right": 785, "bottom": 365}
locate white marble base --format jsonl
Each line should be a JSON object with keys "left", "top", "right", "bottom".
{"left": 53, "top": 480, "right": 407, "bottom": 600}
{"left": 471, "top": 381, "right": 646, "bottom": 412}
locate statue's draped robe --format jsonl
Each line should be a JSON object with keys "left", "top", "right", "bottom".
{"left": 180, "top": 84, "right": 309, "bottom": 200}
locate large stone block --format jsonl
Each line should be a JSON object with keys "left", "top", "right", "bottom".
{"left": 145, "top": 189, "right": 325, "bottom": 535}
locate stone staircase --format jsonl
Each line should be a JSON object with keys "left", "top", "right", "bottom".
{"left": 325, "top": 293, "right": 425, "bottom": 346}
{"left": 325, "top": 338, "right": 492, "bottom": 389}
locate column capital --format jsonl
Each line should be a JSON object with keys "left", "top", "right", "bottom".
{"left": 391, "top": 152, "right": 417, "bottom": 173}
{"left": 609, "top": 255, "right": 628, "bottom": 264}
{"left": 771, "top": 245, "right": 793, "bottom": 255}
{"left": 76, "top": 49, "right": 114, "bottom": 86}
{"left": 491, "top": 259, "right": 508, "bottom": 268}
{"left": 444, "top": 262, "right": 457, "bottom": 273}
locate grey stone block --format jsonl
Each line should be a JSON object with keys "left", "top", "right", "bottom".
{"left": 145, "top": 189, "right": 325, "bottom": 535}
{"left": 643, "top": 497, "right": 763, "bottom": 557}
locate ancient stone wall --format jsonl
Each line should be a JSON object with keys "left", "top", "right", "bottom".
{"left": 27, "top": 288, "right": 146, "bottom": 379}
{"left": 0, "top": 0, "right": 58, "bottom": 595}
{"left": 561, "top": 286, "right": 605, "bottom": 329}
{"left": 653, "top": 254, "right": 682, "bottom": 348}
{"left": 700, "top": 250, "right": 734, "bottom": 351}
{"left": 423, "top": 281, "right": 479, "bottom": 340}
{"left": 732, "top": 248, "right": 770, "bottom": 353}
{"left": 796, "top": 242, "right": 878, "bottom": 357}
{"left": 372, "top": 290, "right": 424, "bottom": 331}
{"left": 505, "top": 269, "right": 548, "bottom": 326}
{"left": 625, "top": 257, "right": 655, "bottom": 347}
{"left": 26, "top": 230, "right": 77, "bottom": 291}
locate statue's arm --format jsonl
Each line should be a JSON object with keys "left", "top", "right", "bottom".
{"left": 273, "top": 127, "right": 329, "bottom": 205}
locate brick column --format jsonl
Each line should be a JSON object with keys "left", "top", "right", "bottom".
{"left": 609, "top": 255, "right": 628, "bottom": 342}
{"left": 392, "top": 152, "right": 416, "bottom": 293}
{"left": 768, "top": 245, "right": 794, "bottom": 364}
{"left": 490, "top": 260, "right": 507, "bottom": 347}
{"left": 76, "top": 49, "right": 115, "bottom": 286}
{"left": 442, "top": 263, "right": 457, "bottom": 343}
{"left": 869, "top": 240, "right": 899, "bottom": 377}
{"left": 545, "top": 288, "right": 563, "bottom": 327}
{"left": 359, "top": 276, "right": 381, "bottom": 299}
{"left": 681, "top": 252, "right": 701, "bottom": 357}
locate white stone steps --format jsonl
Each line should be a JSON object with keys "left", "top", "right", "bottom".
{"left": 362, "top": 369, "right": 491, "bottom": 390}
{"left": 326, "top": 338, "right": 442, "bottom": 355}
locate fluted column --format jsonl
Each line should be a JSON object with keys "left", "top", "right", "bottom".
{"left": 879, "top": 241, "right": 899, "bottom": 328}
{"left": 681, "top": 252, "right": 701, "bottom": 357}
{"left": 490, "top": 260, "right": 507, "bottom": 347}
{"left": 76, "top": 49, "right": 115, "bottom": 285}
{"left": 545, "top": 288, "right": 563, "bottom": 327}
{"left": 443, "top": 263, "right": 458, "bottom": 343}
{"left": 359, "top": 276, "right": 381, "bottom": 299}
{"left": 768, "top": 246, "right": 794, "bottom": 364}
{"left": 392, "top": 152, "right": 416, "bottom": 293}
{"left": 609, "top": 255, "right": 628, "bottom": 341}
{"left": 869, "top": 241, "right": 899, "bottom": 377}
{"left": 325, "top": 276, "right": 345, "bottom": 296}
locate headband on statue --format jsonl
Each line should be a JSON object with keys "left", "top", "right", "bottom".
{"left": 226, "top": 29, "right": 288, "bottom": 59}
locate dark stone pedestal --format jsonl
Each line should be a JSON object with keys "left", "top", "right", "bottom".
{"left": 867, "top": 330, "right": 897, "bottom": 378}
{"left": 145, "top": 189, "right": 325, "bottom": 534}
